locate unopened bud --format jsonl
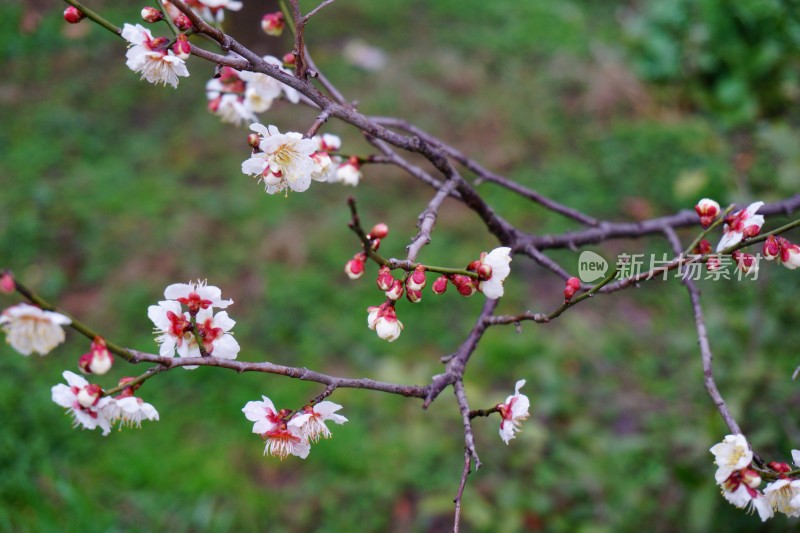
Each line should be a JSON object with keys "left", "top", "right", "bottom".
{"left": 781, "top": 240, "right": 800, "bottom": 270}
{"left": 370, "top": 238, "right": 381, "bottom": 251}
{"left": 406, "top": 264, "right": 426, "bottom": 291}
{"left": 742, "top": 469, "right": 762, "bottom": 489}
{"left": 0, "top": 271, "right": 14, "bottom": 294}
{"left": 76, "top": 384, "right": 103, "bottom": 408}
{"left": 63, "top": 6, "right": 85, "bottom": 23}
{"left": 693, "top": 239, "right": 712, "bottom": 256}
{"left": 732, "top": 250, "right": 758, "bottom": 274}
{"left": 376, "top": 266, "right": 394, "bottom": 291}
{"left": 173, "top": 14, "right": 192, "bottom": 31}
{"left": 451, "top": 275, "right": 477, "bottom": 297}
{"left": 432, "top": 275, "right": 448, "bottom": 295}
{"left": 247, "top": 133, "right": 261, "bottom": 149}
{"left": 117, "top": 376, "right": 141, "bottom": 397}
{"left": 476, "top": 263, "right": 492, "bottom": 280}
{"left": 141, "top": 6, "right": 163, "bottom": 23}
{"left": 79, "top": 337, "right": 114, "bottom": 375}
{"left": 173, "top": 34, "right": 191, "bottom": 60}
{"left": 261, "top": 11, "right": 285, "bottom": 37}
{"left": 345, "top": 255, "right": 365, "bottom": 280}
{"left": 706, "top": 256, "right": 721, "bottom": 271}
{"left": 694, "top": 198, "right": 720, "bottom": 229}
{"left": 282, "top": 52, "right": 296, "bottom": 66}
{"left": 369, "top": 223, "right": 389, "bottom": 239}
{"left": 406, "top": 287, "right": 422, "bottom": 303}
{"left": 768, "top": 461, "right": 793, "bottom": 474}
{"left": 742, "top": 224, "right": 761, "bottom": 239}
{"left": 564, "top": 276, "right": 581, "bottom": 301}
{"left": 385, "top": 279, "right": 404, "bottom": 300}
{"left": 763, "top": 236, "right": 780, "bottom": 260}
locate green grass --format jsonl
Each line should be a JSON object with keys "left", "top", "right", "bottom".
{"left": 2, "top": 0, "right": 800, "bottom": 531}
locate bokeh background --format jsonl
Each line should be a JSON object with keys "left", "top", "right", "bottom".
{"left": 3, "top": 0, "right": 800, "bottom": 531}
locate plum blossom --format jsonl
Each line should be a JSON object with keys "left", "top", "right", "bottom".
{"left": 51, "top": 371, "right": 113, "bottom": 436}
{"left": 148, "top": 300, "right": 192, "bottom": 357}
{"left": 242, "top": 396, "right": 310, "bottom": 459}
{"left": 289, "top": 401, "right": 348, "bottom": 442}
{"left": 331, "top": 157, "right": 362, "bottom": 187}
{"left": 242, "top": 124, "right": 317, "bottom": 194}
{"left": 710, "top": 434, "right": 753, "bottom": 484}
{"left": 194, "top": 307, "right": 240, "bottom": 359}
{"left": 763, "top": 236, "right": 800, "bottom": 270}
{"left": 716, "top": 201, "right": 765, "bottom": 252}
{"left": 162, "top": 0, "right": 241, "bottom": 23}
{"left": 164, "top": 280, "right": 233, "bottom": 313}
{"left": 105, "top": 396, "right": 160, "bottom": 429}
{"left": 78, "top": 337, "right": 114, "bottom": 375}
{"left": 695, "top": 198, "right": 721, "bottom": 228}
{"left": 763, "top": 478, "right": 800, "bottom": 517}
{"left": 498, "top": 379, "right": 530, "bottom": 444}
{"left": 1, "top": 303, "right": 71, "bottom": 356}
{"left": 121, "top": 24, "right": 189, "bottom": 89}
{"left": 720, "top": 476, "right": 773, "bottom": 522}
{"left": 478, "top": 247, "right": 512, "bottom": 299}
{"left": 261, "top": 12, "right": 285, "bottom": 37}
{"left": 367, "top": 303, "right": 403, "bottom": 342}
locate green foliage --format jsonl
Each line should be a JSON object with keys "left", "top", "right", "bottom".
{"left": 625, "top": 0, "right": 800, "bottom": 127}
{"left": 2, "top": 0, "right": 800, "bottom": 531}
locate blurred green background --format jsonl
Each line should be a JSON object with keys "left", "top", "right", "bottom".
{"left": 2, "top": 0, "right": 800, "bottom": 531}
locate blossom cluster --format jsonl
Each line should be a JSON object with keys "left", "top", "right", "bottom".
{"left": 345, "top": 225, "right": 512, "bottom": 342}
{"left": 710, "top": 434, "right": 800, "bottom": 521}
{"left": 242, "top": 396, "right": 347, "bottom": 459}
{"left": 206, "top": 60, "right": 299, "bottom": 126}
{"left": 148, "top": 280, "right": 240, "bottom": 367}
{"left": 242, "top": 125, "right": 361, "bottom": 195}
{"left": 52, "top": 371, "right": 159, "bottom": 436}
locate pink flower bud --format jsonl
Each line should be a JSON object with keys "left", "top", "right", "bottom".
{"left": 344, "top": 254, "right": 365, "bottom": 280}
{"left": 261, "top": 12, "right": 285, "bottom": 37}
{"left": 781, "top": 239, "right": 800, "bottom": 270}
{"left": 742, "top": 469, "right": 762, "bottom": 489}
{"left": 370, "top": 238, "right": 381, "bottom": 251}
{"left": 693, "top": 239, "right": 712, "bottom": 255}
{"left": 385, "top": 279, "right": 404, "bottom": 300}
{"left": 369, "top": 223, "right": 389, "bottom": 239}
{"left": 141, "top": 6, "right": 164, "bottom": 23}
{"left": 406, "top": 287, "right": 422, "bottom": 303}
{"left": 173, "top": 34, "right": 191, "bottom": 61}
{"left": 78, "top": 337, "right": 114, "bottom": 375}
{"left": 406, "top": 264, "right": 427, "bottom": 291}
{"left": 768, "top": 461, "right": 792, "bottom": 474}
{"left": 282, "top": 52, "right": 296, "bottom": 66}
{"left": 247, "top": 133, "right": 261, "bottom": 149}
{"left": 694, "top": 198, "right": 720, "bottom": 228}
{"left": 564, "top": 276, "right": 581, "bottom": 301}
{"left": 76, "top": 383, "right": 103, "bottom": 408}
{"left": 173, "top": 14, "right": 192, "bottom": 31}
{"left": 732, "top": 251, "right": 758, "bottom": 275}
{"left": 0, "top": 271, "right": 14, "bottom": 294}
{"left": 476, "top": 263, "right": 492, "bottom": 280}
{"left": 742, "top": 224, "right": 761, "bottom": 238}
{"left": 451, "top": 275, "right": 477, "bottom": 297}
{"left": 763, "top": 236, "right": 780, "bottom": 260}
{"left": 63, "top": 6, "right": 85, "bottom": 23}
{"left": 376, "top": 266, "right": 394, "bottom": 291}
{"left": 432, "top": 275, "right": 448, "bottom": 295}
{"left": 117, "top": 376, "right": 141, "bottom": 397}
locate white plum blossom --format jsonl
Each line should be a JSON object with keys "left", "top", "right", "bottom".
{"left": 478, "top": 247, "right": 512, "bottom": 299}
{"left": 367, "top": 304, "right": 403, "bottom": 342}
{"left": 147, "top": 300, "right": 193, "bottom": 358}
{"left": 763, "top": 478, "right": 800, "bottom": 517}
{"left": 193, "top": 307, "right": 240, "bottom": 359}
{"left": 1, "top": 303, "right": 71, "bottom": 356}
{"left": 242, "top": 124, "right": 317, "bottom": 194}
{"left": 121, "top": 24, "right": 189, "bottom": 89}
{"left": 51, "top": 371, "right": 113, "bottom": 436}
{"left": 162, "top": 0, "right": 241, "bottom": 23}
{"left": 164, "top": 280, "right": 233, "bottom": 312}
{"left": 498, "top": 379, "right": 530, "bottom": 444}
{"left": 239, "top": 56, "right": 300, "bottom": 106}
{"left": 333, "top": 160, "right": 362, "bottom": 187}
{"left": 710, "top": 434, "right": 753, "bottom": 484}
{"left": 716, "top": 201, "right": 765, "bottom": 252}
{"left": 313, "top": 133, "right": 342, "bottom": 153}
{"left": 105, "top": 396, "right": 160, "bottom": 429}
{"left": 289, "top": 401, "right": 348, "bottom": 442}
{"left": 722, "top": 483, "right": 773, "bottom": 522}
{"left": 242, "top": 395, "right": 310, "bottom": 459}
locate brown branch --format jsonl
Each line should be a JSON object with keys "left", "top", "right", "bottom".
{"left": 304, "top": 0, "right": 339, "bottom": 23}
{"left": 406, "top": 179, "right": 458, "bottom": 263}
{"left": 453, "top": 379, "right": 481, "bottom": 533}
{"left": 663, "top": 227, "right": 743, "bottom": 436}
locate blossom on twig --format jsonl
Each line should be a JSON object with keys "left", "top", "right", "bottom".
{"left": 121, "top": 24, "right": 189, "bottom": 89}
{"left": 497, "top": 379, "right": 530, "bottom": 444}
{"left": 1, "top": 303, "right": 71, "bottom": 356}
{"left": 51, "top": 371, "right": 113, "bottom": 436}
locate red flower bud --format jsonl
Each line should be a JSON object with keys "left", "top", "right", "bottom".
{"left": 63, "top": 6, "right": 85, "bottom": 23}
{"left": 406, "top": 264, "right": 426, "bottom": 291}
{"left": 376, "top": 266, "right": 394, "bottom": 291}
{"left": 564, "top": 276, "right": 581, "bottom": 301}
{"left": 172, "top": 34, "right": 191, "bottom": 60}
{"left": 385, "top": 279, "right": 404, "bottom": 300}
{"left": 693, "top": 239, "right": 712, "bottom": 255}
{"left": 173, "top": 14, "right": 193, "bottom": 31}
{"left": 0, "top": 271, "right": 14, "bottom": 294}
{"left": 261, "top": 11, "right": 285, "bottom": 36}
{"left": 141, "top": 6, "right": 164, "bottom": 23}
{"left": 369, "top": 223, "right": 389, "bottom": 239}
{"left": 432, "top": 275, "right": 448, "bottom": 295}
